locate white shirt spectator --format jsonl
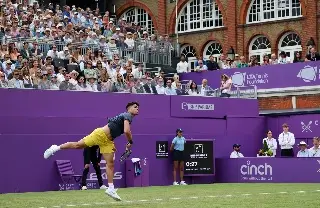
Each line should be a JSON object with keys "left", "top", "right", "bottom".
{"left": 188, "top": 89, "right": 199, "bottom": 96}
{"left": 124, "top": 38, "right": 135, "bottom": 49}
{"left": 47, "top": 49, "right": 59, "bottom": 59}
{"left": 278, "top": 57, "right": 291, "bottom": 64}
{"left": 221, "top": 78, "right": 232, "bottom": 94}
{"left": 278, "top": 132, "right": 295, "bottom": 150}
{"left": 308, "top": 146, "right": 320, "bottom": 157}
{"left": 176, "top": 61, "right": 189, "bottom": 73}
{"left": 230, "top": 151, "right": 244, "bottom": 158}
{"left": 57, "top": 73, "right": 65, "bottom": 83}
{"left": 262, "top": 137, "right": 278, "bottom": 156}
{"left": 156, "top": 85, "right": 165, "bottom": 94}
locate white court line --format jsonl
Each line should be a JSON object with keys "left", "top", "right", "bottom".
{"left": 39, "top": 190, "right": 317, "bottom": 208}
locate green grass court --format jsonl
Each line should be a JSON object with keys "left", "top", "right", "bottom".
{"left": 0, "top": 184, "right": 319, "bottom": 208}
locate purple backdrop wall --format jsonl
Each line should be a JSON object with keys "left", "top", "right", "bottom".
{"left": 180, "top": 61, "right": 320, "bottom": 90}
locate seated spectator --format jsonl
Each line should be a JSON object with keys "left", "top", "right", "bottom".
{"left": 113, "top": 74, "right": 126, "bottom": 92}
{"left": 59, "top": 73, "right": 76, "bottom": 91}
{"left": 8, "top": 70, "right": 24, "bottom": 89}
{"left": 206, "top": 55, "right": 220, "bottom": 71}
{"left": 308, "top": 137, "right": 320, "bottom": 157}
{"left": 175, "top": 82, "right": 187, "bottom": 95}
{"left": 131, "top": 78, "right": 145, "bottom": 94}
{"left": 269, "top": 53, "right": 278, "bottom": 65}
{"left": 50, "top": 75, "right": 60, "bottom": 90}
{"left": 176, "top": 55, "right": 189, "bottom": 73}
{"left": 188, "top": 81, "right": 199, "bottom": 96}
{"left": 155, "top": 77, "right": 165, "bottom": 94}
{"left": 69, "top": 70, "right": 79, "bottom": 86}
{"left": 278, "top": 51, "right": 291, "bottom": 64}
{"left": 165, "top": 79, "right": 177, "bottom": 95}
{"left": 132, "top": 64, "right": 143, "bottom": 79}
{"left": 220, "top": 74, "right": 232, "bottom": 98}
{"left": 58, "top": 47, "right": 71, "bottom": 60}
{"left": 47, "top": 45, "right": 59, "bottom": 59}
{"left": 233, "top": 54, "right": 240, "bottom": 66}
{"left": 230, "top": 144, "right": 244, "bottom": 158}
{"left": 38, "top": 71, "right": 51, "bottom": 90}
{"left": 248, "top": 55, "right": 260, "bottom": 67}
{"left": 305, "top": 47, "right": 320, "bottom": 61}
{"left": 76, "top": 76, "right": 90, "bottom": 91}
{"left": 293, "top": 51, "right": 304, "bottom": 63}
{"left": 87, "top": 77, "right": 98, "bottom": 92}
{"left": 0, "top": 72, "right": 8, "bottom": 88}
{"left": 57, "top": 67, "right": 67, "bottom": 83}
{"left": 171, "top": 74, "right": 179, "bottom": 89}
{"left": 237, "top": 56, "right": 248, "bottom": 68}
{"left": 194, "top": 60, "right": 208, "bottom": 72}
{"left": 218, "top": 54, "right": 228, "bottom": 69}
{"left": 143, "top": 77, "right": 157, "bottom": 94}
{"left": 261, "top": 54, "right": 271, "bottom": 66}
{"left": 199, "top": 79, "right": 210, "bottom": 96}
{"left": 21, "top": 69, "right": 33, "bottom": 88}
{"left": 297, "top": 141, "right": 310, "bottom": 157}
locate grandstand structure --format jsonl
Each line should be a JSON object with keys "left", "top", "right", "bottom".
{"left": 111, "top": 0, "right": 320, "bottom": 111}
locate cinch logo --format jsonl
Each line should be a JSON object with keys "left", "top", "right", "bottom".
{"left": 181, "top": 102, "right": 214, "bottom": 111}
{"left": 301, "top": 120, "right": 319, "bottom": 133}
{"left": 297, "top": 65, "right": 319, "bottom": 82}
{"left": 240, "top": 160, "right": 273, "bottom": 176}
{"left": 231, "top": 72, "right": 269, "bottom": 87}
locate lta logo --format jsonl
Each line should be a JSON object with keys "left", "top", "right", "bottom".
{"left": 240, "top": 161, "right": 273, "bottom": 181}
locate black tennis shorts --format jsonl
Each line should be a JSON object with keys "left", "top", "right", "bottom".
{"left": 172, "top": 150, "right": 184, "bottom": 162}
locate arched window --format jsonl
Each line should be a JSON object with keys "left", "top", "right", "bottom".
{"left": 121, "top": 7, "right": 155, "bottom": 35}
{"left": 203, "top": 41, "right": 223, "bottom": 62}
{"left": 247, "top": 0, "right": 302, "bottom": 23}
{"left": 180, "top": 45, "right": 197, "bottom": 69}
{"left": 278, "top": 32, "right": 302, "bottom": 61}
{"left": 249, "top": 35, "right": 272, "bottom": 63}
{"left": 177, "top": 0, "right": 223, "bottom": 33}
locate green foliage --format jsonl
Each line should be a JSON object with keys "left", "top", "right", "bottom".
{"left": 258, "top": 140, "right": 273, "bottom": 156}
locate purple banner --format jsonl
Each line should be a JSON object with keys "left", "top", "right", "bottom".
{"left": 180, "top": 61, "right": 320, "bottom": 90}
{"left": 170, "top": 96, "right": 259, "bottom": 118}
{"left": 216, "top": 158, "right": 320, "bottom": 183}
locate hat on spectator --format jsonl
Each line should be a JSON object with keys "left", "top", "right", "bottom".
{"left": 51, "top": 74, "right": 57, "bottom": 78}
{"left": 127, "top": 32, "right": 132, "bottom": 35}
{"left": 45, "top": 28, "right": 50, "bottom": 31}
{"left": 42, "top": 71, "right": 48, "bottom": 75}
{"left": 74, "top": 12, "right": 78, "bottom": 15}
{"left": 70, "top": 70, "right": 79, "bottom": 76}
{"left": 116, "top": 28, "right": 120, "bottom": 31}
{"left": 63, "top": 47, "right": 69, "bottom": 51}
{"left": 235, "top": 54, "right": 239, "bottom": 57}
{"left": 122, "top": 18, "right": 126, "bottom": 21}
{"left": 128, "top": 58, "right": 134, "bottom": 62}
{"left": 64, "top": 15, "right": 69, "bottom": 19}
{"left": 119, "top": 33, "right": 124, "bottom": 37}
{"left": 57, "top": 23, "right": 63, "bottom": 27}
{"left": 143, "top": 31, "right": 148, "bottom": 35}
{"left": 109, "top": 21, "right": 113, "bottom": 24}
{"left": 176, "top": 128, "right": 183, "bottom": 133}
{"left": 6, "top": 60, "right": 12, "bottom": 64}
{"left": 99, "top": 35, "right": 105, "bottom": 39}
{"left": 279, "top": 51, "right": 286, "bottom": 56}
{"left": 298, "top": 141, "right": 308, "bottom": 146}
{"left": 233, "top": 144, "right": 241, "bottom": 148}
{"left": 36, "top": 29, "right": 40, "bottom": 33}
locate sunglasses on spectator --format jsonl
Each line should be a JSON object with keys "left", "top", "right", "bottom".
{"left": 129, "top": 76, "right": 133, "bottom": 78}
{"left": 0, "top": 75, "right": 5, "bottom": 78}
{"left": 66, "top": 76, "right": 70, "bottom": 78}
{"left": 14, "top": 73, "right": 19, "bottom": 76}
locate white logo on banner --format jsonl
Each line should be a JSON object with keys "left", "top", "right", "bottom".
{"left": 194, "top": 144, "right": 204, "bottom": 153}
{"left": 297, "top": 65, "right": 319, "bottom": 82}
{"left": 231, "top": 72, "right": 269, "bottom": 87}
{"left": 301, "top": 120, "right": 319, "bottom": 133}
{"left": 181, "top": 102, "right": 214, "bottom": 111}
{"left": 158, "top": 144, "right": 166, "bottom": 153}
{"left": 240, "top": 161, "right": 273, "bottom": 181}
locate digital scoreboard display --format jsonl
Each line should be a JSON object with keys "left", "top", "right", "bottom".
{"left": 184, "top": 140, "right": 214, "bottom": 175}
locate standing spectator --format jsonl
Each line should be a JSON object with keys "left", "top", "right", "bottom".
{"left": 220, "top": 74, "right": 232, "bottom": 98}
{"left": 248, "top": 55, "right": 260, "bottom": 67}
{"left": 278, "top": 123, "right": 295, "bottom": 157}
{"left": 308, "top": 137, "right": 320, "bottom": 157}
{"left": 170, "top": 129, "right": 187, "bottom": 186}
{"left": 206, "top": 55, "right": 220, "bottom": 71}
{"left": 230, "top": 144, "right": 244, "bottom": 158}
{"left": 176, "top": 55, "right": 189, "bottom": 73}
{"left": 297, "top": 141, "right": 310, "bottom": 158}
{"left": 262, "top": 130, "right": 278, "bottom": 156}
{"left": 237, "top": 56, "right": 248, "bottom": 68}
{"left": 293, "top": 52, "right": 304, "bottom": 63}
{"left": 278, "top": 51, "right": 291, "bottom": 64}
{"left": 233, "top": 54, "right": 241, "bottom": 66}
{"left": 261, "top": 54, "right": 271, "bottom": 66}
{"left": 305, "top": 47, "right": 320, "bottom": 61}
{"left": 269, "top": 54, "right": 278, "bottom": 65}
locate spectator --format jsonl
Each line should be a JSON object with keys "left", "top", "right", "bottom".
{"left": 278, "top": 123, "right": 295, "bottom": 157}
{"left": 57, "top": 67, "right": 67, "bottom": 83}
{"left": 293, "top": 52, "right": 304, "bottom": 63}
{"left": 218, "top": 54, "right": 228, "bottom": 69}
{"left": 188, "top": 81, "right": 199, "bottom": 96}
{"left": 132, "top": 64, "right": 143, "bottom": 79}
{"left": 233, "top": 54, "right": 240, "bottom": 66}
{"left": 308, "top": 137, "right": 320, "bottom": 157}
{"left": 50, "top": 75, "right": 60, "bottom": 90}
{"left": 176, "top": 55, "right": 189, "bottom": 73}
{"left": 171, "top": 74, "right": 179, "bottom": 89}
{"left": 278, "top": 51, "right": 291, "bottom": 64}
{"left": 199, "top": 79, "right": 210, "bottom": 96}
{"left": 175, "top": 82, "right": 187, "bottom": 95}
{"left": 297, "top": 141, "right": 310, "bottom": 157}
{"left": 69, "top": 70, "right": 79, "bottom": 86}
{"left": 305, "top": 47, "right": 320, "bottom": 61}
{"left": 261, "top": 54, "right": 271, "bottom": 66}
{"left": 131, "top": 78, "right": 145, "bottom": 94}
{"left": 237, "top": 56, "right": 248, "bottom": 68}
{"left": 76, "top": 76, "right": 90, "bottom": 92}
{"left": 8, "top": 70, "right": 24, "bottom": 88}
{"left": 22, "top": 69, "right": 33, "bottom": 88}
{"left": 269, "top": 54, "right": 278, "bottom": 65}
{"left": 113, "top": 74, "right": 126, "bottom": 92}
{"left": 194, "top": 60, "right": 208, "bottom": 72}
{"left": 230, "top": 144, "right": 244, "bottom": 158}
{"left": 87, "top": 77, "right": 98, "bottom": 92}
{"left": 38, "top": 71, "right": 51, "bottom": 90}
{"left": 206, "top": 55, "right": 220, "bottom": 71}
{"left": 248, "top": 55, "right": 260, "bottom": 67}
{"left": 0, "top": 72, "right": 8, "bottom": 88}
{"left": 165, "top": 79, "right": 177, "bottom": 95}
{"left": 155, "top": 77, "right": 165, "bottom": 94}
{"left": 59, "top": 73, "right": 76, "bottom": 91}
{"left": 220, "top": 74, "right": 232, "bottom": 98}
{"left": 143, "top": 77, "right": 157, "bottom": 94}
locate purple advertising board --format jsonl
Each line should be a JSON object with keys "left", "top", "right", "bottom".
{"left": 179, "top": 61, "right": 320, "bottom": 90}
{"left": 216, "top": 158, "right": 320, "bottom": 183}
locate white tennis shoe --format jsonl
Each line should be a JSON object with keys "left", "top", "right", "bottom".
{"left": 100, "top": 185, "right": 108, "bottom": 190}
{"left": 105, "top": 188, "right": 122, "bottom": 201}
{"left": 180, "top": 181, "right": 187, "bottom": 185}
{"left": 44, "top": 145, "right": 60, "bottom": 159}
{"left": 173, "top": 182, "right": 179, "bottom": 185}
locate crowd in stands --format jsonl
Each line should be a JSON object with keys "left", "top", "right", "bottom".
{"left": 0, "top": 1, "right": 319, "bottom": 97}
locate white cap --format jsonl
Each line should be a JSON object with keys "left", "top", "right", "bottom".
{"left": 298, "top": 141, "right": 308, "bottom": 146}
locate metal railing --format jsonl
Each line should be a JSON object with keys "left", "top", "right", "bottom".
{"left": 4, "top": 37, "right": 173, "bottom": 65}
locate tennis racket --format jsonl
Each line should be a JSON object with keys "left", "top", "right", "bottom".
{"left": 119, "top": 149, "right": 132, "bottom": 163}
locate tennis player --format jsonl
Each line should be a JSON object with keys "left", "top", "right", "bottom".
{"left": 43, "top": 102, "right": 139, "bottom": 201}
{"left": 170, "top": 128, "right": 187, "bottom": 185}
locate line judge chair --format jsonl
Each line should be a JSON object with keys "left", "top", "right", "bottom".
{"left": 56, "top": 160, "right": 82, "bottom": 191}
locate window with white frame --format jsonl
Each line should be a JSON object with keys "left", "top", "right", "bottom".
{"left": 121, "top": 7, "right": 155, "bottom": 35}
{"left": 249, "top": 35, "right": 272, "bottom": 63}
{"left": 181, "top": 45, "right": 197, "bottom": 69}
{"left": 177, "top": 0, "right": 223, "bottom": 33}
{"left": 247, "top": 0, "right": 302, "bottom": 23}
{"left": 203, "top": 41, "right": 223, "bottom": 62}
{"left": 278, "top": 32, "right": 302, "bottom": 61}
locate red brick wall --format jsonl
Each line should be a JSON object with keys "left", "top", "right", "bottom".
{"left": 259, "top": 95, "right": 320, "bottom": 110}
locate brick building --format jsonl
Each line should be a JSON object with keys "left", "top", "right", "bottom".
{"left": 112, "top": 0, "right": 319, "bottom": 65}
